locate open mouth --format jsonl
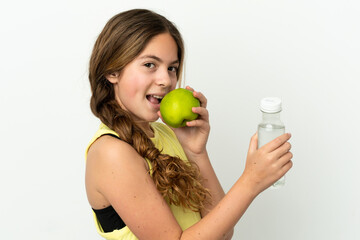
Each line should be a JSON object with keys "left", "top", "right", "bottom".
{"left": 146, "top": 95, "right": 163, "bottom": 104}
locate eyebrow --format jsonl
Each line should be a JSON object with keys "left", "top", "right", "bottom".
{"left": 139, "top": 55, "right": 179, "bottom": 65}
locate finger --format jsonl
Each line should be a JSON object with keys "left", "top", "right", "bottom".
{"left": 248, "top": 132, "right": 258, "bottom": 154}
{"left": 193, "top": 91, "right": 207, "bottom": 108}
{"left": 280, "top": 159, "right": 293, "bottom": 176}
{"left": 185, "top": 86, "right": 207, "bottom": 108}
{"left": 185, "top": 85, "right": 194, "bottom": 92}
{"left": 192, "top": 107, "right": 209, "bottom": 122}
{"left": 157, "top": 111, "right": 166, "bottom": 122}
{"left": 263, "top": 133, "right": 291, "bottom": 153}
{"left": 186, "top": 118, "right": 209, "bottom": 128}
{"left": 272, "top": 141, "right": 292, "bottom": 159}
{"left": 277, "top": 151, "right": 293, "bottom": 168}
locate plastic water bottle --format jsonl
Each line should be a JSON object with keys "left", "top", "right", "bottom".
{"left": 258, "top": 97, "right": 286, "bottom": 188}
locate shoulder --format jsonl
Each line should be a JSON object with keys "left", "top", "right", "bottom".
{"left": 87, "top": 134, "right": 147, "bottom": 171}
{"left": 86, "top": 134, "right": 151, "bottom": 208}
{"left": 86, "top": 135, "right": 149, "bottom": 197}
{"left": 86, "top": 134, "right": 184, "bottom": 239}
{"left": 85, "top": 123, "right": 119, "bottom": 158}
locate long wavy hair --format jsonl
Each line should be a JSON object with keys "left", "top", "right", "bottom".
{"left": 89, "top": 9, "right": 210, "bottom": 212}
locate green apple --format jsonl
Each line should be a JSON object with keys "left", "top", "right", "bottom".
{"left": 160, "top": 88, "right": 200, "bottom": 128}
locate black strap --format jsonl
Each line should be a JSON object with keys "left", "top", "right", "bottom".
{"left": 93, "top": 205, "right": 126, "bottom": 232}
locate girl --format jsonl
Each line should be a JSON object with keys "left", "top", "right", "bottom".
{"left": 85, "top": 9, "right": 293, "bottom": 240}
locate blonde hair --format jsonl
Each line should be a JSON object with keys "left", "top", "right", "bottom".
{"left": 89, "top": 9, "right": 210, "bottom": 211}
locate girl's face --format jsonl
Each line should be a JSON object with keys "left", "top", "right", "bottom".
{"left": 107, "top": 33, "right": 179, "bottom": 125}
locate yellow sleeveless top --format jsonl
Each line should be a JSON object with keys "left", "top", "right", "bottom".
{"left": 85, "top": 122, "right": 201, "bottom": 240}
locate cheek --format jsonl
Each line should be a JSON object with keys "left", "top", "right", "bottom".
{"left": 171, "top": 78, "right": 178, "bottom": 90}
{"left": 119, "top": 76, "right": 143, "bottom": 98}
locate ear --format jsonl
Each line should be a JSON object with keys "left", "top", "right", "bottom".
{"left": 105, "top": 72, "right": 120, "bottom": 84}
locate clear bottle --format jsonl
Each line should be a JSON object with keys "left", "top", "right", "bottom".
{"left": 257, "top": 97, "right": 286, "bottom": 188}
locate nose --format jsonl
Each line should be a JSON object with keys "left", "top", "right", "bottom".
{"left": 155, "top": 67, "right": 172, "bottom": 87}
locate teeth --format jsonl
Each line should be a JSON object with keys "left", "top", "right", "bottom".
{"left": 152, "top": 95, "right": 163, "bottom": 100}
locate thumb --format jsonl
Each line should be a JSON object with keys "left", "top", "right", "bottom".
{"left": 248, "top": 132, "right": 258, "bottom": 154}
{"left": 157, "top": 111, "right": 162, "bottom": 119}
{"left": 157, "top": 111, "right": 166, "bottom": 123}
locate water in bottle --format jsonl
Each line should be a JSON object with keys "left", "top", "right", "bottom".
{"left": 257, "top": 97, "right": 286, "bottom": 188}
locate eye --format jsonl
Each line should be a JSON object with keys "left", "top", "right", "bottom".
{"left": 144, "top": 63, "right": 155, "bottom": 69}
{"left": 168, "top": 66, "right": 178, "bottom": 72}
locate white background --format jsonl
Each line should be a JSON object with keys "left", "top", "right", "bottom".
{"left": 1, "top": 0, "right": 359, "bottom": 239}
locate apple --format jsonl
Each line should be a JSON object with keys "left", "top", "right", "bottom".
{"left": 160, "top": 88, "right": 200, "bottom": 128}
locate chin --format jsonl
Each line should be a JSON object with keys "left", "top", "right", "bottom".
{"left": 136, "top": 113, "right": 159, "bottom": 123}
{"left": 148, "top": 115, "right": 160, "bottom": 122}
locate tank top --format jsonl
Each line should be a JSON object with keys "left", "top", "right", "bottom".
{"left": 85, "top": 122, "right": 201, "bottom": 240}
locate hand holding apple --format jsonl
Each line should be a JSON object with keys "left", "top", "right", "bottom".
{"left": 160, "top": 88, "right": 200, "bottom": 128}
{"left": 160, "top": 86, "right": 210, "bottom": 158}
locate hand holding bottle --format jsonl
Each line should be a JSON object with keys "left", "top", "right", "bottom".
{"left": 241, "top": 133, "right": 293, "bottom": 196}
{"left": 258, "top": 97, "right": 287, "bottom": 188}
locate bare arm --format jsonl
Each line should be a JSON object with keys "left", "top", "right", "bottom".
{"left": 181, "top": 133, "right": 293, "bottom": 239}
{"left": 86, "top": 136, "right": 183, "bottom": 239}
{"left": 188, "top": 151, "right": 233, "bottom": 239}
{"left": 181, "top": 175, "right": 255, "bottom": 239}
{"left": 168, "top": 87, "right": 233, "bottom": 238}
{"left": 162, "top": 87, "right": 292, "bottom": 239}
{"left": 86, "top": 131, "right": 292, "bottom": 240}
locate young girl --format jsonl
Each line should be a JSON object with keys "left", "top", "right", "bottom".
{"left": 85, "top": 9, "right": 293, "bottom": 240}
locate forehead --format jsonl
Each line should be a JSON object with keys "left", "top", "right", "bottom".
{"left": 139, "top": 33, "right": 178, "bottom": 62}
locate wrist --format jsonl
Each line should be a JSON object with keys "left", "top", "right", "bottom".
{"left": 185, "top": 149, "right": 209, "bottom": 163}
{"left": 238, "top": 174, "right": 261, "bottom": 199}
